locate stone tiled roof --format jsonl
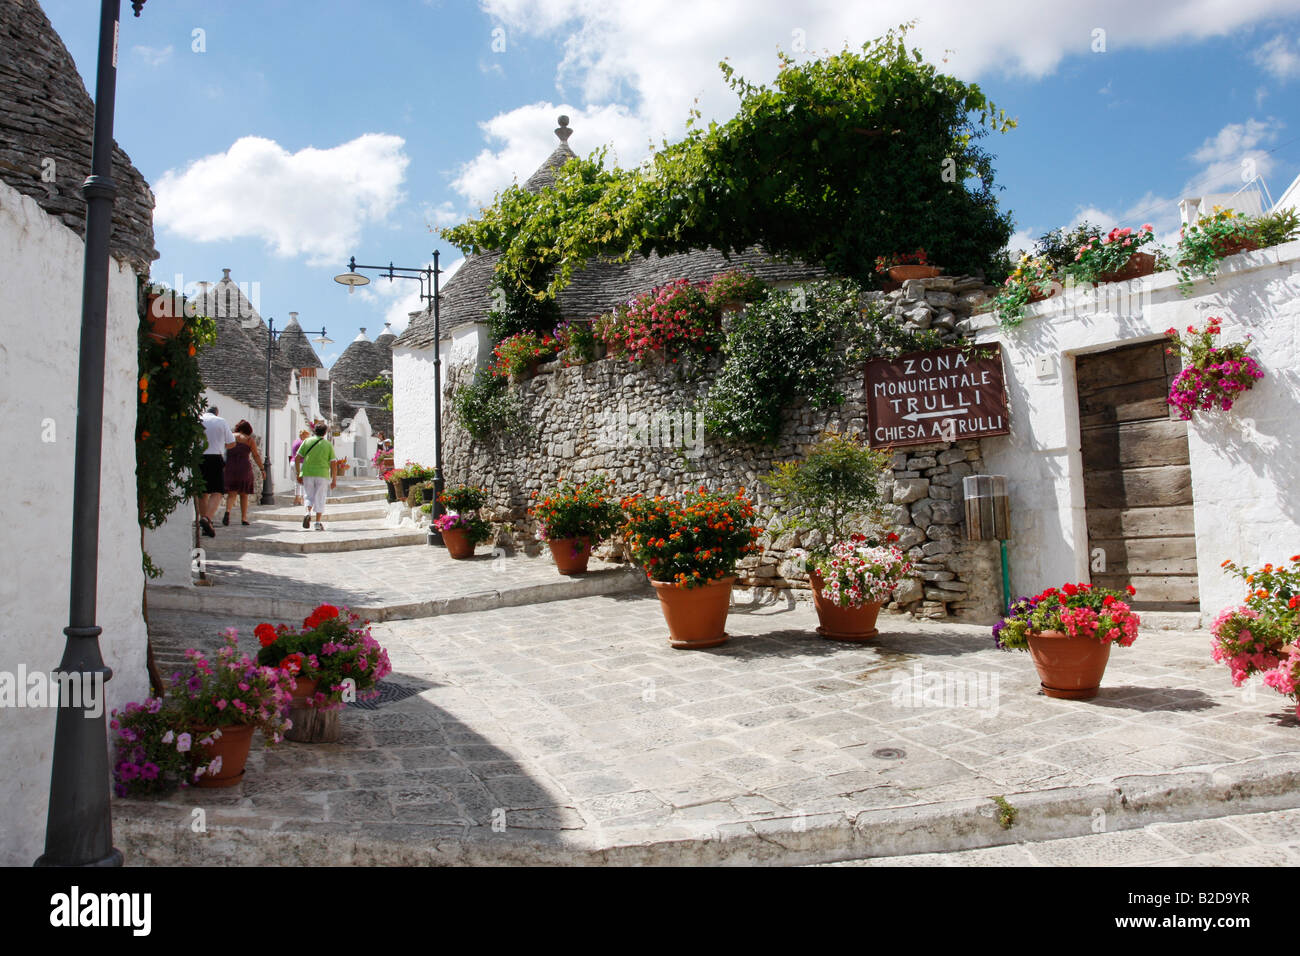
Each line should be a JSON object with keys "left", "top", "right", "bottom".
{"left": 0, "top": 0, "right": 157, "bottom": 272}
{"left": 395, "top": 118, "right": 826, "bottom": 350}
{"left": 278, "top": 316, "right": 324, "bottom": 371}
{"left": 330, "top": 332, "right": 391, "bottom": 435}
{"left": 198, "top": 315, "right": 289, "bottom": 410}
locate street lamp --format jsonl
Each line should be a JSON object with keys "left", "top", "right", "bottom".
{"left": 242, "top": 315, "right": 330, "bottom": 506}
{"left": 37, "top": 0, "right": 148, "bottom": 869}
{"left": 334, "top": 253, "right": 444, "bottom": 542}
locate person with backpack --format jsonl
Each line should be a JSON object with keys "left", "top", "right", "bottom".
{"left": 294, "top": 423, "right": 337, "bottom": 531}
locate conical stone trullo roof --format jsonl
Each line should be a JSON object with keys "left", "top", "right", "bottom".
{"left": 330, "top": 329, "right": 391, "bottom": 435}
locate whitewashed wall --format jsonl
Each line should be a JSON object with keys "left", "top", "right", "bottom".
{"left": 0, "top": 180, "right": 150, "bottom": 866}
{"left": 391, "top": 321, "right": 489, "bottom": 470}
{"left": 199, "top": 390, "right": 298, "bottom": 488}
{"left": 143, "top": 504, "right": 196, "bottom": 586}
{"left": 974, "top": 240, "right": 1300, "bottom": 617}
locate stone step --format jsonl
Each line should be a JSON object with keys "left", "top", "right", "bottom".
{"left": 257, "top": 500, "right": 390, "bottom": 522}
{"left": 201, "top": 520, "right": 427, "bottom": 554}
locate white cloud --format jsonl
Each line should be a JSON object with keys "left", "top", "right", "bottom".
{"left": 132, "top": 44, "right": 173, "bottom": 67}
{"left": 460, "top": 0, "right": 1300, "bottom": 210}
{"left": 154, "top": 134, "right": 409, "bottom": 265}
{"left": 450, "top": 101, "right": 653, "bottom": 207}
{"left": 1190, "top": 118, "right": 1281, "bottom": 164}
{"left": 424, "top": 200, "right": 466, "bottom": 230}
{"left": 1253, "top": 33, "right": 1300, "bottom": 80}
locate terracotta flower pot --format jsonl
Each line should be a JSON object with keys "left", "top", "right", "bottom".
{"left": 889, "top": 265, "right": 941, "bottom": 281}
{"left": 1026, "top": 629, "right": 1113, "bottom": 700}
{"left": 650, "top": 576, "right": 735, "bottom": 649}
{"left": 145, "top": 293, "right": 185, "bottom": 342}
{"left": 1026, "top": 281, "right": 1062, "bottom": 303}
{"left": 1212, "top": 236, "right": 1260, "bottom": 259}
{"left": 1096, "top": 251, "right": 1156, "bottom": 284}
{"left": 809, "top": 570, "right": 883, "bottom": 641}
{"left": 548, "top": 536, "right": 592, "bottom": 575}
{"left": 443, "top": 525, "right": 475, "bottom": 559}
{"left": 191, "top": 723, "right": 254, "bottom": 788}
{"left": 879, "top": 279, "right": 902, "bottom": 293}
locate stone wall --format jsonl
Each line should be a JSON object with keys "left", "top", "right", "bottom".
{"left": 441, "top": 276, "right": 1003, "bottom": 624}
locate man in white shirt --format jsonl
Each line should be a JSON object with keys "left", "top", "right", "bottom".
{"left": 199, "top": 407, "right": 236, "bottom": 537}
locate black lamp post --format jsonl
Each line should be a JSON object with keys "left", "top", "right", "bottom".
{"left": 36, "top": 0, "right": 146, "bottom": 869}
{"left": 335, "top": 253, "right": 443, "bottom": 542}
{"left": 244, "top": 316, "right": 331, "bottom": 505}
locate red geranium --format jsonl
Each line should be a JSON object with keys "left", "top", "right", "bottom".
{"left": 254, "top": 622, "right": 277, "bottom": 647}
{"left": 280, "top": 653, "right": 304, "bottom": 675}
{"left": 303, "top": 604, "right": 340, "bottom": 630}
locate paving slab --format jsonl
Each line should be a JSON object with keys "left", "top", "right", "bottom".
{"left": 201, "top": 517, "right": 427, "bottom": 553}
{"left": 149, "top": 545, "right": 647, "bottom": 621}
{"left": 121, "top": 596, "right": 1300, "bottom": 866}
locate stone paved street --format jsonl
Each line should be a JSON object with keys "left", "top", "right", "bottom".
{"left": 824, "top": 806, "right": 1300, "bottom": 866}
{"left": 123, "top": 585, "right": 1300, "bottom": 866}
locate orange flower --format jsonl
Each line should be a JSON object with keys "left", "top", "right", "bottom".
{"left": 1257, "top": 589, "right": 1269, "bottom": 599}
{"left": 138, "top": 375, "right": 148, "bottom": 390}
{"left": 188, "top": 344, "right": 196, "bottom": 356}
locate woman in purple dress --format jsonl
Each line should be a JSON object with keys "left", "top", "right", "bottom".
{"left": 222, "top": 420, "right": 266, "bottom": 525}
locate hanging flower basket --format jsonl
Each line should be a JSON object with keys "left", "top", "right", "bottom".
{"left": 145, "top": 291, "right": 185, "bottom": 342}
{"left": 1095, "top": 251, "right": 1156, "bottom": 284}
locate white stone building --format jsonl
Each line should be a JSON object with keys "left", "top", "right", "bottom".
{"left": 0, "top": 2, "right": 157, "bottom": 866}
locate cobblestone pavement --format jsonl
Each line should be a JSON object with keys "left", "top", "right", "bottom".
{"left": 824, "top": 806, "right": 1300, "bottom": 866}
{"left": 156, "top": 541, "right": 641, "bottom": 619}
{"left": 124, "top": 594, "right": 1300, "bottom": 865}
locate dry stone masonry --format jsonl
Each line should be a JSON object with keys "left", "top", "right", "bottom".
{"left": 441, "top": 276, "right": 1004, "bottom": 624}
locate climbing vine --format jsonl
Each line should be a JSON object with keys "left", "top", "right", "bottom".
{"left": 443, "top": 25, "right": 1015, "bottom": 329}
{"left": 136, "top": 285, "right": 217, "bottom": 576}
{"left": 703, "top": 279, "right": 943, "bottom": 445}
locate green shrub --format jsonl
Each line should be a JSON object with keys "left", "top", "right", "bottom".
{"left": 451, "top": 369, "right": 524, "bottom": 441}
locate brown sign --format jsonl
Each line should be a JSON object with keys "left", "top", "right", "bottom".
{"left": 865, "top": 344, "right": 1010, "bottom": 448}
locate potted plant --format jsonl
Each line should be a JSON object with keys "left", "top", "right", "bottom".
{"left": 1211, "top": 555, "right": 1300, "bottom": 718}
{"left": 705, "top": 269, "right": 768, "bottom": 313}
{"left": 1176, "top": 207, "right": 1300, "bottom": 294}
{"left": 874, "top": 248, "right": 941, "bottom": 282}
{"left": 598, "top": 279, "right": 722, "bottom": 366}
{"left": 993, "top": 583, "right": 1140, "bottom": 699}
{"left": 529, "top": 476, "right": 623, "bottom": 575}
{"left": 490, "top": 330, "right": 560, "bottom": 382}
{"left": 143, "top": 281, "right": 186, "bottom": 342}
{"left": 255, "top": 605, "right": 392, "bottom": 742}
{"left": 166, "top": 631, "right": 293, "bottom": 786}
{"left": 382, "top": 468, "right": 398, "bottom": 503}
{"left": 803, "top": 537, "right": 912, "bottom": 640}
{"left": 620, "top": 488, "right": 762, "bottom": 649}
{"left": 436, "top": 485, "right": 491, "bottom": 558}
{"left": 763, "top": 430, "right": 904, "bottom": 639}
{"left": 1163, "top": 318, "right": 1264, "bottom": 420}
{"left": 987, "top": 254, "right": 1061, "bottom": 329}
{"left": 553, "top": 320, "right": 599, "bottom": 366}
{"left": 1068, "top": 224, "right": 1158, "bottom": 284}
{"left": 432, "top": 511, "right": 492, "bottom": 558}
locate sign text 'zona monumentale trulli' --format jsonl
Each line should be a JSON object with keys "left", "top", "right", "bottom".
{"left": 864, "top": 344, "right": 1011, "bottom": 448}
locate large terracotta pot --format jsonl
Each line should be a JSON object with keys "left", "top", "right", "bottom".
{"left": 145, "top": 293, "right": 184, "bottom": 342}
{"left": 191, "top": 723, "right": 254, "bottom": 788}
{"left": 809, "top": 570, "right": 883, "bottom": 641}
{"left": 289, "top": 677, "right": 318, "bottom": 707}
{"left": 548, "top": 537, "right": 592, "bottom": 575}
{"left": 1027, "top": 281, "right": 1062, "bottom": 303}
{"left": 889, "top": 265, "right": 941, "bottom": 281}
{"left": 443, "top": 525, "right": 475, "bottom": 559}
{"left": 650, "top": 576, "right": 735, "bottom": 649}
{"left": 1096, "top": 251, "right": 1156, "bottom": 284}
{"left": 1026, "top": 630, "right": 1113, "bottom": 700}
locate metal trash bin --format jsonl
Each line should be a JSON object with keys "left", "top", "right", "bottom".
{"left": 963, "top": 475, "right": 1011, "bottom": 612}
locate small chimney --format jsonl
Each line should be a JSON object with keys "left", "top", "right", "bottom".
{"left": 222, "top": 268, "right": 231, "bottom": 281}
{"left": 555, "top": 115, "right": 572, "bottom": 144}
{"left": 289, "top": 311, "right": 299, "bottom": 324}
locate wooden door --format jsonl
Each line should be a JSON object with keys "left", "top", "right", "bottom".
{"left": 1076, "top": 340, "right": 1198, "bottom": 610}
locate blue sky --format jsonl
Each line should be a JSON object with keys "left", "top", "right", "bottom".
{"left": 40, "top": 0, "right": 1300, "bottom": 366}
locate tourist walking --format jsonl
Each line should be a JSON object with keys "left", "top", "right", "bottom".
{"left": 199, "top": 406, "right": 235, "bottom": 537}
{"left": 295, "top": 423, "right": 336, "bottom": 531}
{"left": 222, "top": 420, "right": 266, "bottom": 526}
{"left": 290, "top": 428, "right": 310, "bottom": 505}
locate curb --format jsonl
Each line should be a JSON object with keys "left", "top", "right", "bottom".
{"left": 114, "top": 754, "right": 1300, "bottom": 866}
{"left": 147, "top": 566, "right": 649, "bottom": 623}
